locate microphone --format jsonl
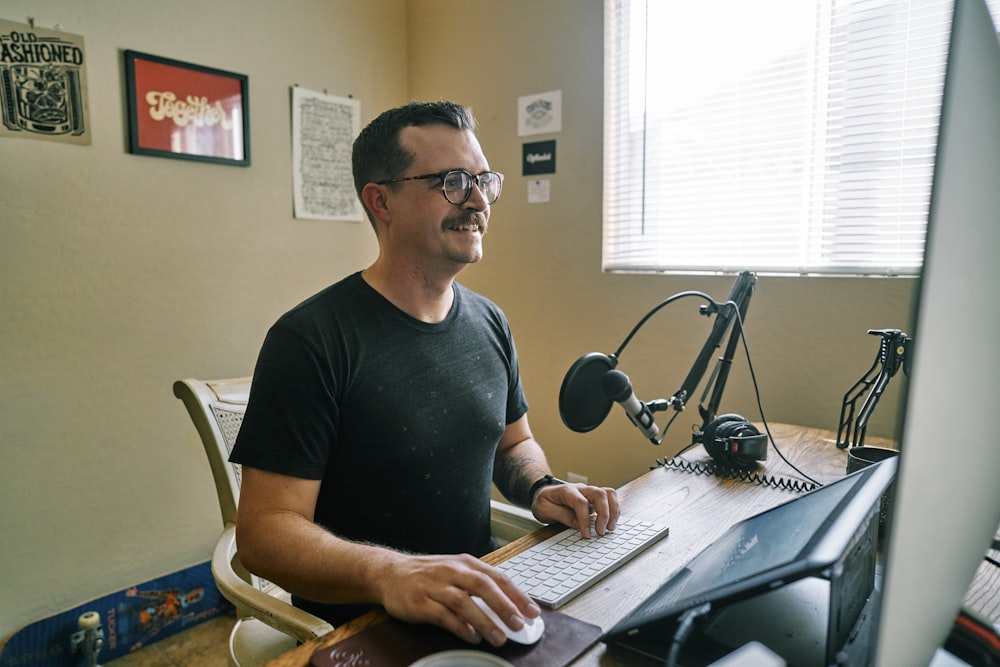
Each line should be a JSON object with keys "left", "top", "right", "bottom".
{"left": 602, "top": 369, "right": 660, "bottom": 443}
{"left": 559, "top": 353, "right": 616, "bottom": 433}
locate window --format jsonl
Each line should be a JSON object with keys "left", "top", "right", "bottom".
{"left": 604, "top": 0, "right": 1000, "bottom": 276}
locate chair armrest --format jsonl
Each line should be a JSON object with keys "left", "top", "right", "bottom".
{"left": 212, "top": 525, "right": 334, "bottom": 644}
{"left": 490, "top": 499, "right": 543, "bottom": 545}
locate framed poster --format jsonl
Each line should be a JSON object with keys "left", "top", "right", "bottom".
{"left": 124, "top": 50, "right": 249, "bottom": 166}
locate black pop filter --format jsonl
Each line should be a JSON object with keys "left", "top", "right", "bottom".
{"left": 558, "top": 353, "right": 616, "bottom": 432}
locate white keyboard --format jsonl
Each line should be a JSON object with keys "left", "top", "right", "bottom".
{"left": 497, "top": 516, "right": 670, "bottom": 609}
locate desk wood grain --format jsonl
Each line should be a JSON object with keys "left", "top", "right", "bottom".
{"left": 262, "top": 424, "right": 890, "bottom": 667}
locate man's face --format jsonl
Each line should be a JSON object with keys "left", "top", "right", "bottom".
{"left": 385, "top": 125, "right": 493, "bottom": 272}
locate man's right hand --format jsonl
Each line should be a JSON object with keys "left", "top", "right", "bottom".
{"left": 373, "top": 552, "right": 540, "bottom": 647}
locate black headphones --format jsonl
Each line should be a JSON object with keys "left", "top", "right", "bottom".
{"left": 701, "top": 413, "right": 768, "bottom": 469}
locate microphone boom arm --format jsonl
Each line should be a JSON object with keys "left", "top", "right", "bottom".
{"left": 564, "top": 272, "right": 757, "bottom": 445}
{"left": 670, "top": 272, "right": 757, "bottom": 435}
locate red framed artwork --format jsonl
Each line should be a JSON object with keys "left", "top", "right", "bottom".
{"left": 124, "top": 50, "right": 250, "bottom": 166}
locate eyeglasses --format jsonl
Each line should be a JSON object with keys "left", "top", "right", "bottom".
{"left": 377, "top": 169, "right": 504, "bottom": 205}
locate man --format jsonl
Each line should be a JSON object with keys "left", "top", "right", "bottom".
{"left": 231, "top": 101, "right": 620, "bottom": 648}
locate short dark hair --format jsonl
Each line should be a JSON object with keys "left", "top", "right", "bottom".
{"left": 352, "top": 101, "right": 478, "bottom": 222}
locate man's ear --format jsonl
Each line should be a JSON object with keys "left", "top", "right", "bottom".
{"left": 361, "top": 183, "right": 392, "bottom": 225}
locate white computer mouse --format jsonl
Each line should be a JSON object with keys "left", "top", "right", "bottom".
{"left": 470, "top": 596, "right": 545, "bottom": 645}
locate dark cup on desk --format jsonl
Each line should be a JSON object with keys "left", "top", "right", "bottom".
{"left": 847, "top": 446, "right": 899, "bottom": 528}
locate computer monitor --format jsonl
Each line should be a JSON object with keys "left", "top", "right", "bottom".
{"left": 874, "top": 0, "right": 1000, "bottom": 664}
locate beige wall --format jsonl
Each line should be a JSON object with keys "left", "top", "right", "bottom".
{"left": 0, "top": 0, "right": 913, "bottom": 637}
{"left": 0, "top": 0, "right": 404, "bottom": 636}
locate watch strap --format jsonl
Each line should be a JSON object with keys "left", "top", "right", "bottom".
{"left": 528, "top": 474, "right": 566, "bottom": 505}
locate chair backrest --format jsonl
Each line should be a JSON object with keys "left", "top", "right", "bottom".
{"left": 175, "top": 377, "right": 333, "bottom": 648}
{"left": 173, "top": 377, "right": 252, "bottom": 527}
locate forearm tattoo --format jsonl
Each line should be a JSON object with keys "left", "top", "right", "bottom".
{"left": 495, "top": 452, "right": 546, "bottom": 508}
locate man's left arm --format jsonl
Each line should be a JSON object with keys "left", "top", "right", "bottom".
{"left": 494, "top": 415, "right": 620, "bottom": 538}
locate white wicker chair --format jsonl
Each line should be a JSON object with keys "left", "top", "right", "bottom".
{"left": 174, "top": 377, "right": 332, "bottom": 667}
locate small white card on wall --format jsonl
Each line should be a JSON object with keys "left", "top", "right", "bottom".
{"left": 528, "top": 179, "right": 551, "bottom": 204}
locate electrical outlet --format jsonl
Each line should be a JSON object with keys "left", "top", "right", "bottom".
{"left": 566, "top": 472, "right": 589, "bottom": 484}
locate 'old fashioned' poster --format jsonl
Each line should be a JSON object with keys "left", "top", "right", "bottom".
{"left": 0, "top": 18, "right": 90, "bottom": 144}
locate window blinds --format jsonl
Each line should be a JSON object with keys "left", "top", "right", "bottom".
{"left": 603, "top": 0, "right": 997, "bottom": 276}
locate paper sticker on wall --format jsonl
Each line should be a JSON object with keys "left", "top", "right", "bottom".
{"left": 518, "top": 90, "right": 561, "bottom": 136}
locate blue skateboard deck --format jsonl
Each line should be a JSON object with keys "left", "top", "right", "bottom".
{"left": 0, "top": 561, "right": 232, "bottom": 666}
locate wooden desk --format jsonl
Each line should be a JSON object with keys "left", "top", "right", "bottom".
{"left": 263, "top": 423, "right": 887, "bottom": 667}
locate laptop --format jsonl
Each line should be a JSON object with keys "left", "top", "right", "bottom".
{"left": 603, "top": 456, "right": 897, "bottom": 665}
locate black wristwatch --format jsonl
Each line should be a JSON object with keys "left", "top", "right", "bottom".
{"left": 528, "top": 474, "right": 566, "bottom": 505}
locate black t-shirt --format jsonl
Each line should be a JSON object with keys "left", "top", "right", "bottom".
{"left": 230, "top": 272, "right": 528, "bottom": 620}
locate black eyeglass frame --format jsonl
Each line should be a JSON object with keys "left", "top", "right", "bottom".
{"left": 376, "top": 169, "right": 504, "bottom": 205}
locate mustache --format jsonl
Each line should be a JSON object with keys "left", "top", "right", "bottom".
{"left": 445, "top": 211, "right": 488, "bottom": 233}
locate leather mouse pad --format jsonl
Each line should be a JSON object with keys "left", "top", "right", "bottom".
{"left": 310, "top": 608, "right": 602, "bottom": 667}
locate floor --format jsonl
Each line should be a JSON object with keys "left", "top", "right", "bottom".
{"left": 104, "top": 613, "right": 236, "bottom": 667}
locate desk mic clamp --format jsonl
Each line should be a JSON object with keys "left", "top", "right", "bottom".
{"left": 836, "top": 328, "right": 911, "bottom": 450}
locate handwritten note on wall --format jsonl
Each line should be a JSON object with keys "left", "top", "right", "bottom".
{"left": 291, "top": 87, "right": 362, "bottom": 221}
